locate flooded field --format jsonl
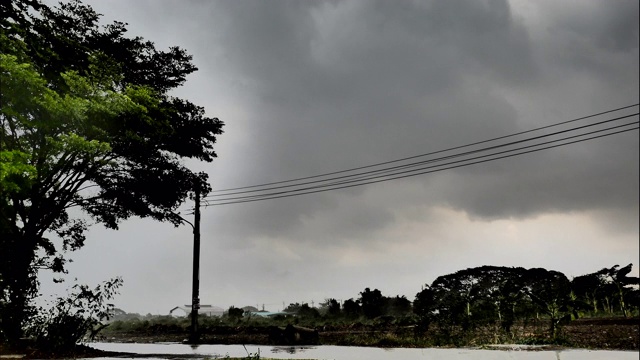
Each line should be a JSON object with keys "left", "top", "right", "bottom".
{"left": 87, "top": 342, "right": 639, "bottom": 360}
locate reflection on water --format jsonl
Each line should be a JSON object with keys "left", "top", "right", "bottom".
{"left": 270, "top": 346, "right": 317, "bottom": 354}
{"left": 86, "top": 342, "right": 639, "bottom": 360}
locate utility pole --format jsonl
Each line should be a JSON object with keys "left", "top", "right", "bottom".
{"left": 189, "top": 183, "right": 201, "bottom": 343}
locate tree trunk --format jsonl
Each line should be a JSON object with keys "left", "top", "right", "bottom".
{"left": 1, "top": 232, "right": 38, "bottom": 344}
{"left": 618, "top": 288, "right": 628, "bottom": 318}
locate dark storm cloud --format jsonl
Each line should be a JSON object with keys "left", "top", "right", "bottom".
{"left": 195, "top": 0, "right": 636, "bottom": 242}
{"left": 78, "top": 0, "right": 638, "bottom": 242}
{"left": 430, "top": 0, "right": 640, "bottom": 221}
{"left": 528, "top": 0, "right": 639, "bottom": 97}
{"left": 198, "top": 0, "right": 539, "bottom": 239}
{"left": 551, "top": 0, "right": 639, "bottom": 53}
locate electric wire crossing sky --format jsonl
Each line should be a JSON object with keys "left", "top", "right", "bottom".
{"left": 180, "top": 104, "right": 638, "bottom": 211}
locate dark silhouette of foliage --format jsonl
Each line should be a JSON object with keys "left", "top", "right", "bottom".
{"left": 227, "top": 306, "right": 244, "bottom": 321}
{"left": 495, "top": 270, "right": 527, "bottom": 332}
{"left": 297, "top": 304, "right": 320, "bottom": 319}
{"left": 359, "top": 288, "right": 386, "bottom": 319}
{"left": 626, "top": 288, "right": 640, "bottom": 310}
{"left": 596, "top": 264, "right": 640, "bottom": 318}
{"left": 327, "top": 298, "right": 341, "bottom": 317}
{"left": 424, "top": 266, "right": 523, "bottom": 332}
{"left": 25, "top": 278, "right": 122, "bottom": 352}
{"left": 283, "top": 303, "right": 302, "bottom": 313}
{"left": 572, "top": 272, "right": 606, "bottom": 315}
{"left": 412, "top": 264, "right": 635, "bottom": 342}
{"left": 1, "top": 0, "right": 223, "bottom": 342}
{"left": 387, "top": 295, "right": 412, "bottom": 317}
{"left": 413, "top": 285, "right": 435, "bottom": 335}
{"left": 342, "top": 298, "right": 361, "bottom": 318}
{"left": 521, "top": 268, "right": 574, "bottom": 339}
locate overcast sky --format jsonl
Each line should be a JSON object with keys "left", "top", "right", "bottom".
{"left": 39, "top": 0, "right": 639, "bottom": 315}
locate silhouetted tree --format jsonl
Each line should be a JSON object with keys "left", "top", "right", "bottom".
{"left": 572, "top": 271, "right": 607, "bottom": 316}
{"left": 298, "top": 303, "right": 320, "bottom": 319}
{"left": 625, "top": 288, "right": 640, "bottom": 312}
{"left": 327, "top": 299, "right": 341, "bottom": 317}
{"left": 414, "top": 285, "right": 435, "bottom": 334}
{"left": 283, "top": 303, "right": 302, "bottom": 313}
{"left": 359, "top": 288, "right": 385, "bottom": 319}
{"left": 522, "top": 268, "right": 574, "bottom": 339}
{"left": 495, "top": 269, "right": 527, "bottom": 332}
{"left": 597, "top": 264, "right": 639, "bottom": 318}
{"left": 342, "top": 298, "right": 361, "bottom": 318}
{"left": 1, "top": 0, "right": 223, "bottom": 342}
{"left": 227, "top": 306, "right": 244, "bottom": 321}
{"left": 429, "top": 274, "right": 469, "bottom": 332}
{"left": 387, "top": 295, "right": 412, "bottom": 317}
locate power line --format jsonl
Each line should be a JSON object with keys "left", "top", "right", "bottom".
{"left": 176, "top": 105, "right": 638, "bottom": 211}
{"left": 206, "top": 123, "right": 638, "bottom": 206}
{"left": 207, "top": 123, "right": 638, "bottom": 205}
{"left": 210, "top": 104, "right": 638, "bottom": 194}
{"left": 205, "top": 112, "right": 638, "bottom": 199}
{"left": 216, "top": 121, "right": 638, "bottom": 203}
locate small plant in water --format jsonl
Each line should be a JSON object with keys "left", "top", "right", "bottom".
{"left": 243, "top": 344, "right": 261, "bottom": 359}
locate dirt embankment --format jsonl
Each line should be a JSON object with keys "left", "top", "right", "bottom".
{"left": 561, "top": 317, "right": 639, "bottom": 350}
{"left": 3, "top": 318, "right": 636, "bottom": 359}
{"left": 98, "top": 317, "right": 639, "bottom": 351}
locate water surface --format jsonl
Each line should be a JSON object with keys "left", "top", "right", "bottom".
{"left": 87, "top": 342, "right": 638, "bottom": 360}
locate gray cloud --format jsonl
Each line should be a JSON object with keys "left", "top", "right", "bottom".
{"left": 37, "top": 0, "right": 638, "bottom": 313}
{"left": 196, "top": 0, "right": 637, "bottom": 236}
{"left": 550, "top": 0, "right": 639, "bottom": 53}
{"left": 197, "top": 1, "right": 534, "bottom": 236}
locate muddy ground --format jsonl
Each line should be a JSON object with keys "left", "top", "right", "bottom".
{"left": 97, "top": 317, "right": 639, "bottom": 351}
{"left": 559, "top": 317, "right": 638, "bottom": 350}
{"left": 2, "top": 318, "right": 636, "bottom": 359}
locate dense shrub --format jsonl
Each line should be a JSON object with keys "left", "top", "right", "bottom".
{"left": 25, "top": 278, "right": 122, "bottom": 352}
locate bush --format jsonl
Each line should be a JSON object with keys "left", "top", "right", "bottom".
{"left": 228, "top": 306, "right": 244, "bottom": 321}
{"left": 25, "top": 278, "right": 122, "bottom": 352}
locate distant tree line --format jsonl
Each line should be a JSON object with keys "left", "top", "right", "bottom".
{"left": 414, "top": 264, "right": 639, "bottom": 339}
{"left": 101, "top": 263, "right": 638, "bottom": 347}
{"left": 272, "top": 290, "right": 413, "bottom": 321}
{"left": 109, "top": 263, "right": 639, "bottom": 343}
{"left": 225, "top": 264, "right": 638, "bottom": 340}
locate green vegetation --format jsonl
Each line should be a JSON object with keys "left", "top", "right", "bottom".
{"left": 1, "top": 0, "right": 637, "bottom": 356}
{"left": 25, "top": 278, "right": 122, "bottom": 352}
{"left": 1, "top": 0, "right": 223, "bottom": 347}
{"left": 414, "top": 265, "right": 638, "bottom": 344}
{"left": 101, "top": 264, "right": 638, "bottom": 349}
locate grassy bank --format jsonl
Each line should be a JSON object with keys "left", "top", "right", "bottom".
{"left": 98, "top": 315, "right": 639, "bottom": 351}
{"left": 3, "top": 316, "right": 636, "bottom": 359}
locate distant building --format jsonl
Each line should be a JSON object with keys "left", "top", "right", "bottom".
{"left": 169, "top": 304, "right": 224, "bottom": 317}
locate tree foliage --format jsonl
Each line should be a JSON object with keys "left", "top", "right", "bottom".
{"left": 521, "top": 268, "right": 576, "bottom": 338}
{"left": 283, "top": 303, "right": 302, "bottom": 314}
{"left": 0, "top": 0, "right": 223, "bottom": 342}
{"left": 25, "top": 277, "right": 122, "bottom": 351}
{"left": 297, "top": 303, "right": 320, "bottom": 319}
{"left": 414, "top": 264, "right": 637, "bottom": 341}
{"left": 596, "top": 264, "right": 639, "bottom": 317}
{"left": 342, "top": 298, "right": 361, "bottom": 318}
{"left": 327, "top": 298, "right": 341, "bottom": 317}
{"left": 227, "top": 306, "right": 244, "bottom": 321}
{"left": 359, "top": 288, "right": 385, "bottom": 319}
